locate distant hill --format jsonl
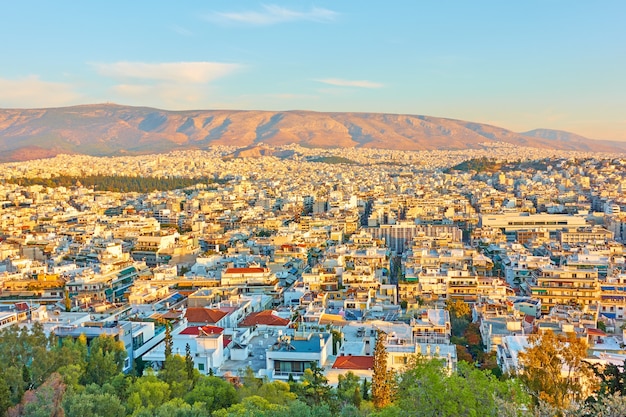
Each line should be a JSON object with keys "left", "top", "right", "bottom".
{"left": 0, "top": 104, "right": 623, "bottom": 162}
{"left": 520, "top": 128, "right": 623, "bottom": 152}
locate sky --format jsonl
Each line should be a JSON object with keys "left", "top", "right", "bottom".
{"left": 1, "top": 1, "right": 625, "bottom": 140}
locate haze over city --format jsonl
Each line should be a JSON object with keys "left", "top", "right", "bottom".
{"left": 1, "top": 1, "right": 625, "bottom": 141}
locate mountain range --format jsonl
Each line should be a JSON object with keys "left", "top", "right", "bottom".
{"left": 0, "top": 104, "right": 623, "bottom": 162}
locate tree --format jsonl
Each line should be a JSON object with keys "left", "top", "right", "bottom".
{"left": 294, "top": 362, "right": 332, "bottom": 407}
{"left": 183, "top": 375, "right": 237, "bottom": 413}
{"left": 372, "top": 330, "right": 394, "bottom": 409}
{"left": 63, "top": 389, "right": 126, "bottom": 417}
{"left": 518, "top": 330, "right": 595, "bottom": 412}
{"left": 82, "top": 335, "right": 127, "bottom": 386}
{"left": 0, "top": 373, "right": 12, "bottom": 416}
{"left": 387, "top": 358, "right": 530, "bottom": 417}
{"left": 160, "top": 354, "right": 194, "bottom": 399}
{"left": 164, "top": 323, "right": 173, "bottom": 360}
{"left": 591, "top": 358, "right": 626, "bottom": 398}
{"left": 185, "top": 343, "right": 195, "bottom": 382}
{"left": 362, "top": 378, "right": 370, "bottom": 400}
{"left": 446, "top": 299, "right": 471, "bottom": 319}
{"left": 126, "top": 371, "right": 171, "bottom": 414}
{"left": 337, "top": 371, "right": 362, "bottom": 407}
{"left": 212, "top": 395, "right": 284, "bottom": 417}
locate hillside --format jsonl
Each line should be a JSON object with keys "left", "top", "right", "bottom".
{"left": 0, "top": 104, "right": 623, "bottom": 161}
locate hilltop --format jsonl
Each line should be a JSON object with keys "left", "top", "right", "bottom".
{"left": 0, "top": 104, "right": 623, "bottom": 161}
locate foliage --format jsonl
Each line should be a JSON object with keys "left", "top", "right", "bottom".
{"left": 81, "top": 334, "right": 127, "bottom": 386}
{"left": 307, "top": 156, "right": 358, "bottom": 165}
{"left": 63, "top": 388, "right": 126, "bottom": 417}
{"left": 445, "top": 299, "right": 471, "bottom": 319}
{"left": 7, "top": 175, "right": 213, "bottom": 193}
{"left": 372, "top": 330, "right": 395, "bottom": 409}
{"left": 383, "top": 358, "right": 530, "bottom": 417}
{"left": 160, "top": 354, "right": 195, "bottom": 399}
{"left": 519, "top": 330, "right": 595, "bottom": 412}
{"left": 164, "top": 322, "right": 173, "bottom": 360}
{"left": 126, "top": 370, "right": 171, "bottom": 413}
{"left": 292, "top": 362, "right": 333, "bottom": 407}
{"left": 184, "top": 375, "right": 237, "bottom": 413}
{"left": 337, "top": 372, "right": 362, "bottom": 408}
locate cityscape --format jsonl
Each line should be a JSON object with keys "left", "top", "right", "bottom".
{"left": 1, "top": 140, "right": 626, "bottom": 415}
{"left": 2, "top": 1, "right": 626, "bottom": 416}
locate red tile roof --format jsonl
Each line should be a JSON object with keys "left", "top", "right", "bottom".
{"left": 239, "top": 310, "right": 290, "bottom": 327}
{"left": 587, "top": 328, "right": 607, "bottom": 336}
{"left": 185, "top": 307, "right": 228, "bottom": 324}
{"left": 332, "top": 356, "right": 374, "bottom": 370}
{"left": 223, "top": 335, "right": 232, "bottom": 348}
{"left": 180, "top": 325, "right": 224, "bottom": 336}
{"left": 14, "top": 302, "right": 29, "bottom": 311}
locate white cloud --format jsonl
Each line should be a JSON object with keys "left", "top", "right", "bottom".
{"left": 317, "top": 78, "right": 384, "bottom": 89}
{"left": 93, "top": 61, "right": 241, "bottom": 83}
{"left": 110, "top": 83, "right": 212, "bottom": 110}
{"left": 91, "top": 61, "right": 242, "bottom": 110}
{"left": 0, "top": 76, "right": 81, "bottom": 108}
{"left": 206, "top": 4, "right": 337, "bottom": 25}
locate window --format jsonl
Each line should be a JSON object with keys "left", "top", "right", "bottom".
{"left": 198, "top": 363, "right": 205, "bottom": 371}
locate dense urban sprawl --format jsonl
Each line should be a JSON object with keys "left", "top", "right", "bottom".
{"left": 2, "top": 143, "right": 626, "bottom": 415}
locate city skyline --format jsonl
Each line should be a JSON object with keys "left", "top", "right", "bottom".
{"left": 1, "top": 1, "right": 625, "bottom": 141}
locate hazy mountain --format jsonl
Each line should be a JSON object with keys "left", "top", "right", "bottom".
{"left": 0, "top": 104, "right": 623, "bottom": 162}
{"left": 520, "top": 128, "right": 624, "bottom": 152}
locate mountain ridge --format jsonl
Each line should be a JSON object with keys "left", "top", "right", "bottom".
{"left": 0, "top": 104, "right": 623, "bottom": 162}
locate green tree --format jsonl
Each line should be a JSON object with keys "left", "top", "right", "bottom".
{"left": 0, "top": 373, "right": 11, "bottom": 416}
{"left": 213, "top": 395, "right": 284, "bottom": 417}
{"left": 126, "top": 371, "right": 171, "bottom": 414}
{"left": 518, "top": 330, "right": 595, "bottom": 412}
{"left": 63, "top": 389, "right": 126, "bottom": 417}
{"left": 185, "top": 343, "right": 195, "bottom": 382}
{"left": 255, "top": 380, "right": 297, "bottom": 405}
{"left": 160, "top": 354, "right": 194, "bottom": 399}
{"left": 82, "top": 335, "right": 127, "bottom": 386}
{"left": 184, "top": 375, "right": 237, "bottom": 413}
{"left": 295, "top": 362, "right": 332, "bottom": 407}
{"left": 387, "top": 358, "right": 529, "bottom": 417}
{"left": 372, "top": 330, "right": 394, "bottom": 409}
{"left": 337, "top": 371, "right": 362, "bottom": 407}
{"left": 362, "top": 377, "right": 370, "bottom": 400}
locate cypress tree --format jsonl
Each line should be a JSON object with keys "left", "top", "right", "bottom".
{"left": 372, "top": 329, "right": 393, "bottom": 408}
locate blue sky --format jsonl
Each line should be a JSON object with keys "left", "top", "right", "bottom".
{"left": 1, "top": 1, "right": 625, "bottom": 140}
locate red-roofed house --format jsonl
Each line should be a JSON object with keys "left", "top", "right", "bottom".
{"left": 185, "top": 307, "right": 229, "bottom": 327}
{"left": 325, "top": 355, "right": 374, "bottom": 385}
{"left": 143, "top": 324, "right": 226, "bottom": 375}
{"left": 239, "top": 310, "right": 290, "bottom": 330}
{"left": 332, "top": 355, "right": 374, "bottom": 370}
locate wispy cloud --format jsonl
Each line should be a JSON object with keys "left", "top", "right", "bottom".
{"left": 93, "top": 61, "right": 242, "bottom": 110}
{"left": 93, "top": 61, "right": 241, "bottom": 83}
{"left": 0, "top": 76, "right": 81, "bottom": 108}
{"left": 317, "top": 78, "right": 384, "bottom": 89}
{"left": 206, "top": 4, "right": 337, "bottom": 26}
